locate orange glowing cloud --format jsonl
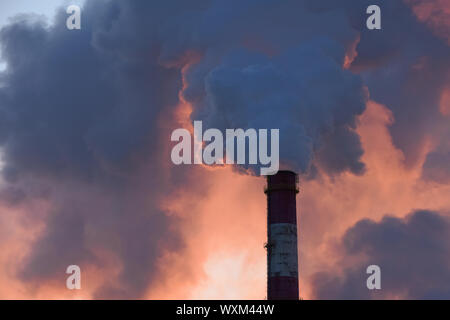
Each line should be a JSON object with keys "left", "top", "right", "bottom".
{"left": 152, "top": 167, "right": 266, "bottom": 299}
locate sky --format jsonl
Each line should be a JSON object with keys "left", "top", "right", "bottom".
{"left": 0, "top": 0, "right": 448, "bottom": 299}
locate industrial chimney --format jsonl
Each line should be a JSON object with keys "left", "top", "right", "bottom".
{"left": 265, "top": 170, "right": 299, "bottom": 300}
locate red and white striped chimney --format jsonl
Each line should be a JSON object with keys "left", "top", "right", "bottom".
{"left": 265, "top": 170, "right": 299, "bottom": 300}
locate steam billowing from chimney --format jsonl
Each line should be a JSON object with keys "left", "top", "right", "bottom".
{"left": 184, "top": 40, "right": 368, "bottom": 176}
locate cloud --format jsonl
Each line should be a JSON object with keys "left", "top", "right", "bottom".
{"left": 195, "top": 41, "right": 368, "bottom": 174}
{"left": 311, "top": 210, "right": 450, "bottom": 299}
{"left": 422, "top": 150, "right": 450, "bottom": 184}
{"left": 0, "top": 0, "right": 372, "bottom": 298}
{"left": 406, "top": 0, "right": 450, "bottom": 44}
{"left": 0, "top": 1, "right": 186, "bottom": 298}
{"left": 347, "top": 0, "right": 450, "bottom": 167}
{"left": 0, "top": 0, "right": 448, "bottom": 299}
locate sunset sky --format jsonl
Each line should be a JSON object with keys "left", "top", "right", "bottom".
{"left": 0, "top": 0, "right": 449, "bottom": 299}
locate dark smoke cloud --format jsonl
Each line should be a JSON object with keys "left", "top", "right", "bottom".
{"left": 0, "top": 1, "right": 186, "bottom": 298}
{"left": 312, "top": 210, "right": 450, "bottom": 299}
{"left": 301, "top": 0, "right": 450, "bottom": 168}
{"left": 310, "top": 0, "right": 450, "bottom": 180}
{"left": 344, "top": 0, "right": 450, "bottom": 167}
{"left": 172, "top": 0, "right": 369, "bottom": 175}
{"left": 0, "top": 6, "right": 180, "bottom": 181}
{"left": 170, "top": 0, "right": 449, "bottom": 175}
{"left": 188, "top": 42, "right": 368, "bottom": 174}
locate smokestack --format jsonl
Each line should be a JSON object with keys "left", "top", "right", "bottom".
{"left": 265, "top": 170, "right": 299, "bottom": 300}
